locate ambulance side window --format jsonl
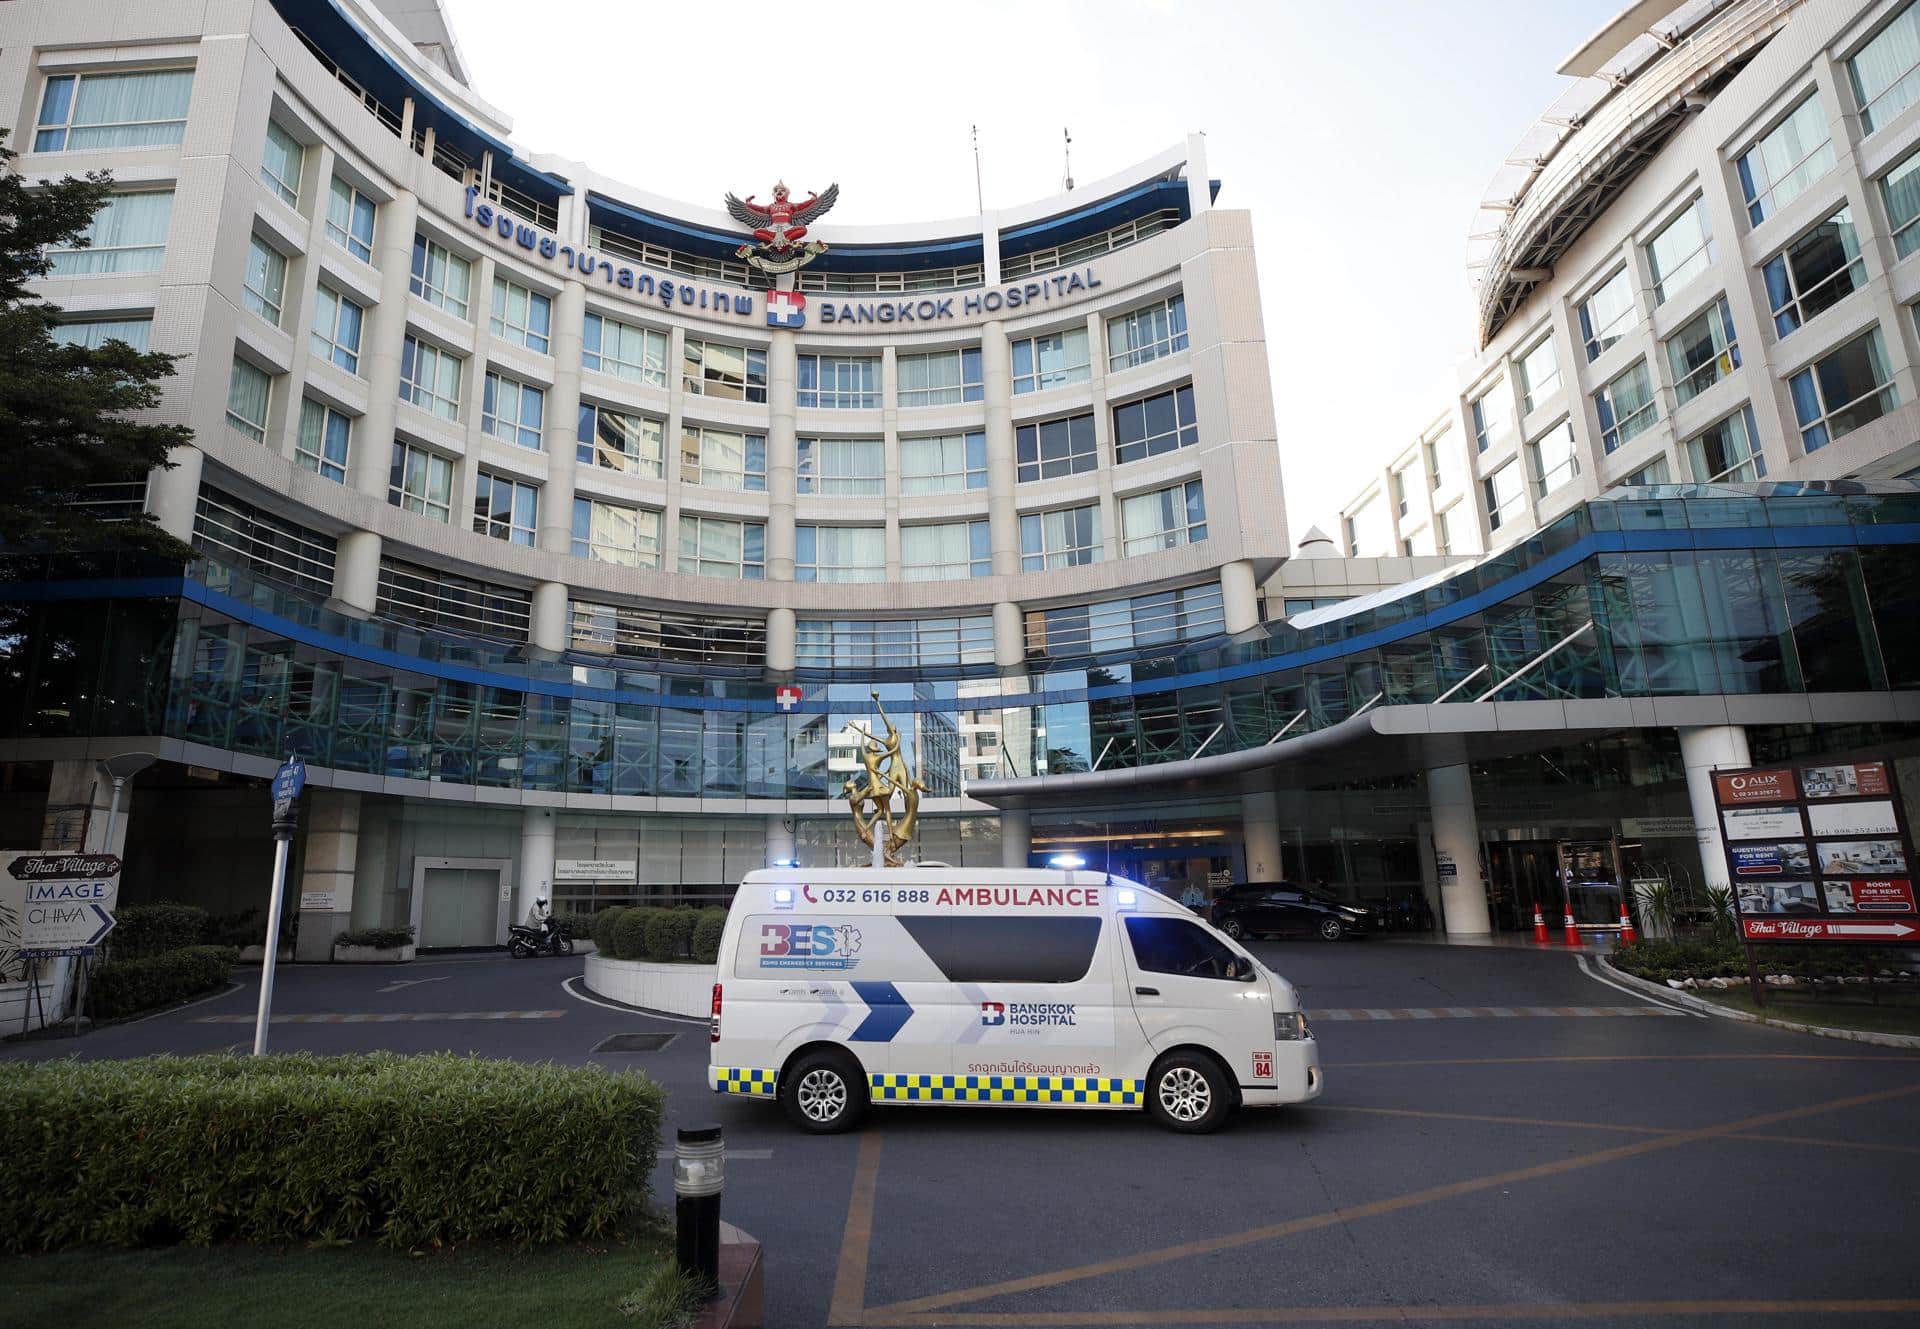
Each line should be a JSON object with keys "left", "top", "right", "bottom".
{"left": 899, "top": 916, "right": 1102, "bottom": 983}
{"left": 1124, "top": 916, "right": 1246, "bottom": 981}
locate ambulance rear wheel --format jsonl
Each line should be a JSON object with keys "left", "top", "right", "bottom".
{"left": 782, "top": 1050, "right": 867, "bottom": 1134}
{"left": 1147, "top": 1051, "right": 1231, "bottom": 1134}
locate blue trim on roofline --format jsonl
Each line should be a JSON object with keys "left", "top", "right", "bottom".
{"left": 997, "top": 180, "right": 1189, "bottom": 258}
{"left": 586, "top": 192, "right": 985, "bottom": 273}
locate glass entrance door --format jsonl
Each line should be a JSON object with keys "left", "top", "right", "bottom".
{"left": 1559, "top": 840, "right": 1624, "bottom": 926}
{"left": 1482, "top": 841, "right": 1561, "bottom": 931}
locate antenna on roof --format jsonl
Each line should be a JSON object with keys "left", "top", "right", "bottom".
{"left": 1062, "top": 128, "right": 1074, "bottom": 191}
{"left": 971, "top": 125, "right": 984, "bottom": 214}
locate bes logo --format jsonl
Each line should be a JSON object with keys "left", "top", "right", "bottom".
{"left": 980, "top": 1001, "right": 1006, "bottom": 1026}
{"left": 759, "top": 922, "right": 862, "bottom": 971}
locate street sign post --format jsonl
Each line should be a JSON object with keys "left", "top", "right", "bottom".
{"left": 253, "top": 756, "right": 304, "bottom": 1056}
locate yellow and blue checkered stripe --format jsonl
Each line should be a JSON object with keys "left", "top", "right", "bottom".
{"left": 870, "top": 1073, "right": 1143, "bottom": 1105}
{"left": 713, "top": 1067, "right": 777, "bottom": 1098}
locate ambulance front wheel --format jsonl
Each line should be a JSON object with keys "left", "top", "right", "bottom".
{"left": 782, "top": 1049, "right": 869, "bottom": 1134}
{"left": 1147, "top": 1051, "right": 1233, "bottom": 1134}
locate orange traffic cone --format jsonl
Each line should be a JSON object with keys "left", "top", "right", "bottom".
{"left": 1562, "top": 899, "right": 1582, "bottom": 947}
{"left": 1532, "top": 903, "right": 1551, "bottom": 945}
{"left": 1618, "top": 900, "right": 1638, "bottom": 945}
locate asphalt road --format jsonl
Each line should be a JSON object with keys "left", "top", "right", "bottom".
{"left": 8, "top": 940, "right": 1920, "bottom": 1329}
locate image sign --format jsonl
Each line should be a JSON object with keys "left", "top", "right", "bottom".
{"left": 1801, "top": 763, "right": 1890, "bottom": 799}
{"left": 1713, "top": 769, "right": 1797, "bottom": 805}
{"left": 1721, "top": 807, "right": 1805, "bottom": 840}
{"left": 3, "top": 851, "right": 122, "bottom": 959}
{"left": 1807, "top": 801, "right": 1900, "bottom": 837}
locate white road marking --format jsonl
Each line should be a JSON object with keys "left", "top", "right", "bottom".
{"left": 560, "top": 975, "right": 709, "bottom": 1025}
{"left": 1576, "top": 953, "right": 1709, "bottom": 1018}
{"left": 377, "top": 976, "right": 449, "bottom": 994}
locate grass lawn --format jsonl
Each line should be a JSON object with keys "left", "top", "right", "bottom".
{"left": 0, "top": 1236, "right": 700, "bottom": 1329}
{"left": 1696, "top": 989, "right": 1920, "bottom": 1037}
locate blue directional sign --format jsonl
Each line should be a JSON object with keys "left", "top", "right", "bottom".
{"left": 272, "top": 757, "right": 306, "bottom": 804}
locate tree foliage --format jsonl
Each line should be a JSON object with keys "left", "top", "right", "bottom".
{"left": 0, "top": 130, "right": 191, "bottom": 554}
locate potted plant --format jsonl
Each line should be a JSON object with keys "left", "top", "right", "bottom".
{"left": 332, "top": 925, "right": 416, "bottom": 963}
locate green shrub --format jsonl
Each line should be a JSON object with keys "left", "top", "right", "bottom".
{"left": 553, "top": 910, "right": 596, "bottom": 940}
{"left": 90, "top": 946, "right": 238, "bottom": 1020}
{"left": 109, "top": 902, "right": 209, "bottom": 961}
{"left": 334, "top": 926, "right": 415, "bottom": 949}
{"left": 202, "top": 907, "right": 281, "bottom": 951}
{"left": 612, "top": 908, "right": 657, "bottom": 961}
{"left": 590, "top": 906, "right": 628, "bottom": 954}
{"left": 643, "top": 909, "right": 697, "bottom": 962}
{"left": 691, "top": 907, "right": 727, "bottom": 964}
{"left": 0, "top": 1052, "right": 666, "bottom": 1251}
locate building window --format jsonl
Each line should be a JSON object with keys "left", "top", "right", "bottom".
{"left": 572, "top": 603, "right": 767, "bottom": 667}
{"left": 897, "top": 347, "right": 983, "bottom": 407}
{"left": 1849, "top": 2, "right": 1920, "bottom": 135}
{"left": 900, "top": 431, "right": 987, "bottom": 493}
{"left": 225, "top": 358, "right": 270, "bottom": 442}
{"left": 1763, "top": 208, "right": 1866, "bottom": 335}
{"left": 1594, "top": 360, "right": 1657, "bottom": 454}
{"left": 1666, "top": 297, "right": 1741, "bottom": 405}
{"left": 482, "top": 371, "right": 544, "bottom": 449}
{"left": 1880, "top": 150, "right": 1920, "bottom": 259}
{"left": 798, "top": 354, "right": 881, "bottom": 408}
{"left": 572, "top": 497, "right": 661, "bottom": 567}
{"left": 1576, "top": 269, "right": 1635, "bottom": 361}
{"left": 583, "top": 313, "right": 667, "bottom": 388}
{"left": 1424, "top": 425, "right": 1456, "bottom": 492}
{"left": 490, "top": 276, "right": 551, "bottom": 353}
{"left": 410, "top": 236, "right": 472, "bottom": 318}
{"left": 1023, "top": 583, "right": 1224, "bottom": 660}
{"left": 1345, "top": 495, "right": 1389, "bottom": 556}
{"left": 34, "top": 69, "right": 193, "bottom": 152}
{"left": 1015, "top": 412, "right": 1097, "bottom": 482}
{"left": 1483, "top": 458, "right": 1525, "bottom": 531}
{"left": 326, "top": 177, "right": 375, "bottom": 263}
{"left": 577, "top": 403, "right": 663, "bottom": 477}
{"left": 1434, "top": 506, "right": 1454, "bottom": 555}
{"left": 678, "top": 515, "right": 765, "bottom": 580}
{"left": 260, "top": 120, "right": 303, "bottom": 207}
{"left": 1738, "top": 93, "right": 1836, "bottom": 225}
{"left": 1011, "top": 327, "right": 1090, "bottom": 394}
{"left": 1470, "top": 379, "right": 1512, "bottom": 453}
{"left": 798, "top": 438, "right": 885, "bottom": 495}
{"left": 243, "top": 234, "right": 286, "bottom": 326}
{"left": 798, "top": 616, "right": 994, "bottom": 669}
{"left": 1790, "top": 326, "right": 1897, "bottom": 451}
{"left": 388, "top": 441, "right": 453, "bottom": 521}
{"left": 1622, "top": 457, "right": 1671, "bottom": 486}
{"left": 399, "top": 336, "right": 463, "bottom": 420}
{"left": 1121, "top": 480, "right": 1207, "bottom": 556}
{"left": 376, "top": 557, "right": 529, "bottom": 644}
{"left": 1516, "top": 337, "right": 1560, "bottom": 415}
{"left": 1391, "top": 466, "right": 1410, "bottom": 517}
{"left": 1019, "top": 503, "right": 1102, "bottom": 571}
{"left": 51, "top": 318, "right": 150, "bottom": 352}
{"left": 796, "top": 525, "right": 885, "bottom": 582}
{"left": 1112, "top": 385, "right": 1198, "bottom": 464}
{"left": 46, "top": 191, "right": 172, "bottom": 276}
{"left": 681, "top": 425, "right": 766, "bottom": 491}
{"left": 473, "top": 470, "right": 538, "bottom": 546}
{"left": 683, "top": 338, "right": 767, "bottom": 402}
{"left": 1107, "top": 294, "right": 1188, "bottom": 371}
{"left": 1686, "top": 405, "right": 1767, "bottom": 483}
{"left": 1531, "top": 419, "right": 1578, "bottom": 498}
{"left": 309, "top": 285, "right": 364, "bottom": 374}
{"left": 1645, "top": 197, "right": 1713, "bottom": 304}
{"left": 902, "top": 521, "right": 991, "bottom": 580}
{"left": 295, "top": 398, "right": 350, "bottom": 483}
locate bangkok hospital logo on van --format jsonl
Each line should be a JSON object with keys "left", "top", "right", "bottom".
{"left": 758, "top": 922, "right": 862, "bottom": 970}
{"left": 982, "top": 1000, "right": 1077, "bottom": 1027}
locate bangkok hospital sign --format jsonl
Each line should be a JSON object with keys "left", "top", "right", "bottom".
{"left": 463, "top": 187, "right": 1106, "bottom": 333}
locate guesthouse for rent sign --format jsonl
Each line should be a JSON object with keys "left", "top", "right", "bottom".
{"left": 1712, "top": 761, "right": 1919, "bottom": 944}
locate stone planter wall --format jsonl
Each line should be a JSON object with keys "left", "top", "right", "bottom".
{"left": 583, "top": 953, "right": 715, "bottom": 1016}
{"left": 332, "top": 943, "right": 417, "bottom": 963}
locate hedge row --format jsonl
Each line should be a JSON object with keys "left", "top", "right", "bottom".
{"left": 589, "top": 906, "right": 726, "bottom": 963}
{"left": 108, "top": 903, "right": 208, "bottom": 961}
{"left": 0, "top": 1053, "right": 666, "bottom": 1251}
{"left": 1610, "top": 939, "right": 1917, "bottom": 982}
{"left": 90, "top": 946, "right": 238, "bottom": 1021}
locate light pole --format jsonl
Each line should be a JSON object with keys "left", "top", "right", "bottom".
{"left": 93, "top": 751, "right": 157, "bottom": 854}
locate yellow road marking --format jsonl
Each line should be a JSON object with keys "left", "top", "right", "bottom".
{"left": 857, "top": 1299, "right": 1920, "bottom": 1325}
{"left": 829, "top": 1130, "right": 883, "bottom": 1327}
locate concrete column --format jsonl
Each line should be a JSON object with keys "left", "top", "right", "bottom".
{"left": 992, "top": 600, "right": 1025, "bottom": 669}
{"left": 1679, "top": 724, "right": 1750, "bottom": 900}
{"left": 538, "top": 279, "right": 588, "bottom": 556}
{"left": 766, "top": 605, "right": 797, "bottom": 673}
{"left": 347, "top": 188, "right": 420, "bottom": 498}
{"left": 530, "top": 582, "right": 569, "bottom": 653}
{"left": 516, "top": 805, "right": 556, "bottom": 925}
{"left": 333, "top": 529, "right": 382, "bottom": 615}
{"left": 980, "top": 320, "right": 1020, "bottom": 575}
{"left": 766, "top": 332, "right": 798, "bottom": 581}
{"left": 766, "top": 815, "right": 796, "bottom": 868}
{"left": 1220, "top": 559, "right": 1259, "bottom": 635}
{"left": 999, "top": 806, "right": 1032, "bottom": 869}
{"left": 293, "top": 789, "right": 360, "bottom": 962}
{"left": 1241, "top": 787, "right": 1282, "bottom": 881}
{"left": 33, "top": 760, "right": 138, "bottom": 1026}
{"left": 1426, "top": 761, "right": 1492, "bottom": 937}
{"left": 145, "top": 445, "right": 204, "bottom": 544}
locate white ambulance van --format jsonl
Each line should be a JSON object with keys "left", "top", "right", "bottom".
{"left": 707, "top": 867, "right": 1321, "bottom": 1133}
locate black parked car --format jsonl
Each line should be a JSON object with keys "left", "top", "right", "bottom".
{"left": 1210, "top": 881, "right": 1374, "bottom": 942}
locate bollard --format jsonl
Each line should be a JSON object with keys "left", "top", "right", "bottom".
{"left": 675, "top": 1123, "right": 725, "bottom": 1300}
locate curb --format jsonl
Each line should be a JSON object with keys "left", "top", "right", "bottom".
{"left": 1600, "top": 960, "right": 1920, "bottom": 1049}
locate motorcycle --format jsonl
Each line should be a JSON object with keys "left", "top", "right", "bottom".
{"left": 508, "top": 919, "right": 575, "bottom": 958}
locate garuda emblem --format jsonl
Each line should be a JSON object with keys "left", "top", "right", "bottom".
{"left": 724, "top": 180, "right": 839, "bottom": 275}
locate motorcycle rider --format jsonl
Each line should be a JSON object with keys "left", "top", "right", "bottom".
{"left": 525, "top": 894, "right": 553, "bottom": 944}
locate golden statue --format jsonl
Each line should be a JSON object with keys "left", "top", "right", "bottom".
{"left": 843, "top": 692, "right": 928, "bottom": 866}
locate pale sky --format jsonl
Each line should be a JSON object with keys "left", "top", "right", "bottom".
{"left": 448, "top": 0, "right": 1624, "bottom": 544}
